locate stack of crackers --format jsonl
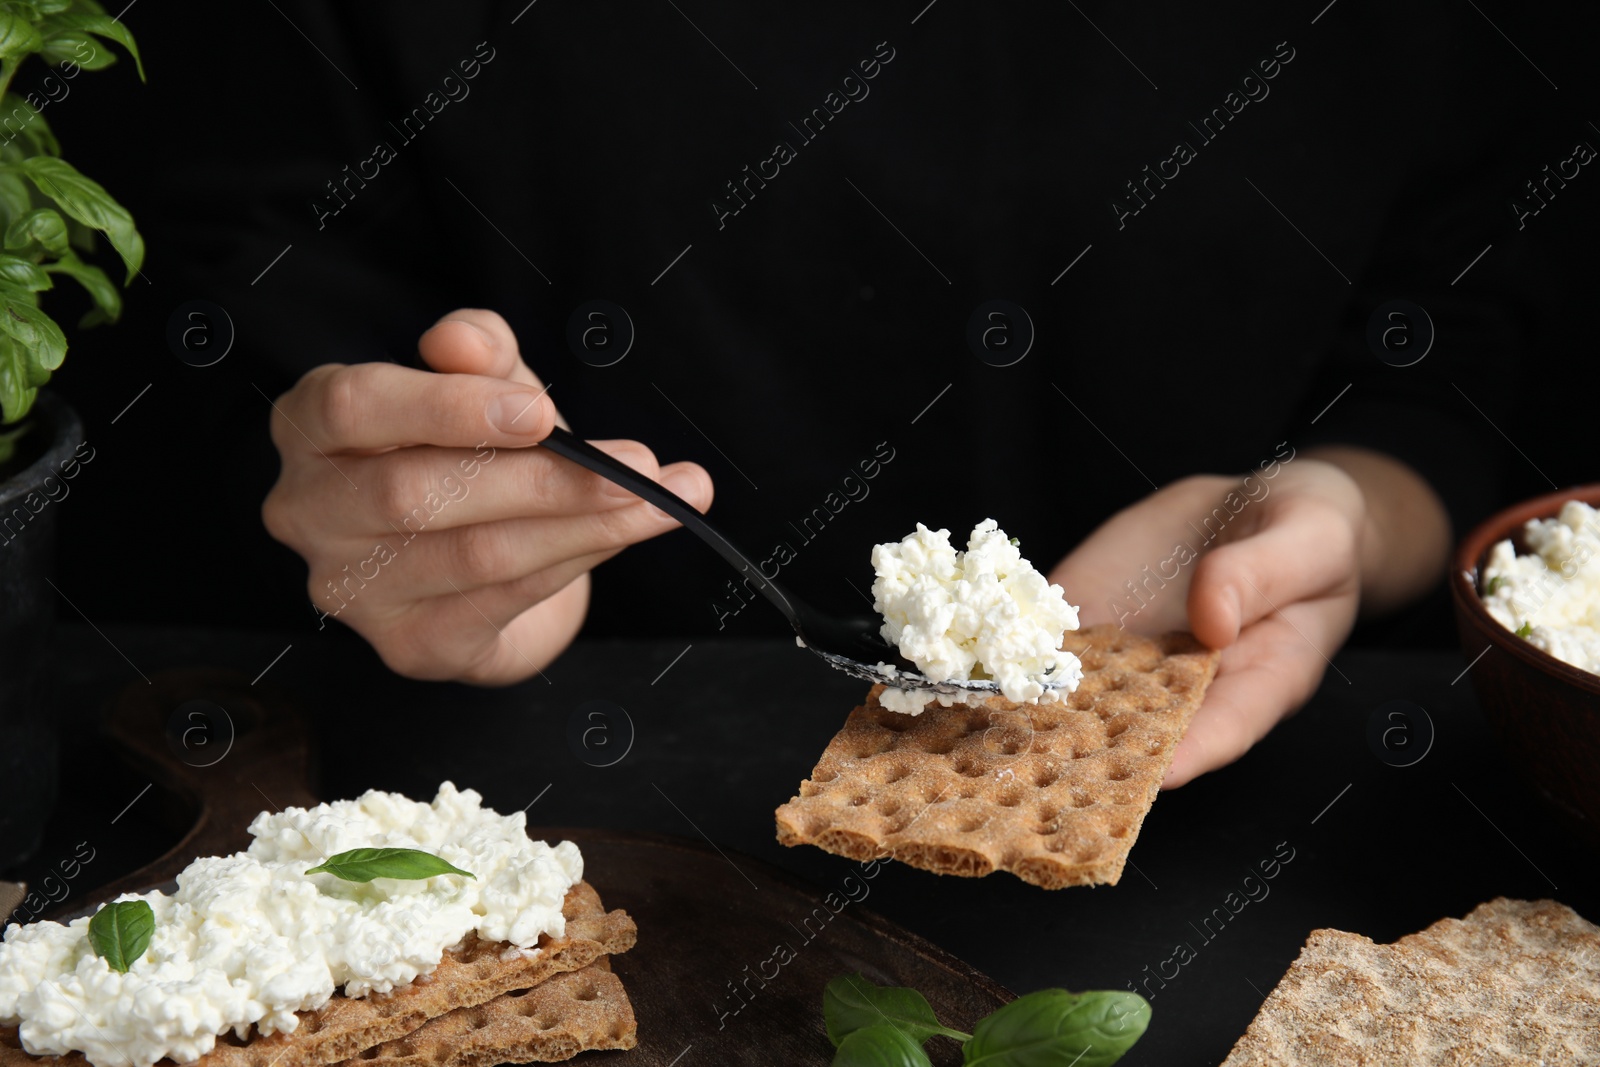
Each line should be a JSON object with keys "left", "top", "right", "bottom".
{"left": 776, "top": 624, "right": 1221, "bottom": 888}
{"left": 0, "top": 882, "right": 637, "bottom": 1067}
{"left": 1223, "top": 897, "right": 1600, "bottom": 1064}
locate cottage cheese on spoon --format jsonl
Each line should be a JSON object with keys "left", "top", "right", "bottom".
{"left": 0, "top": 783, "right": 581, "bottom": 1067}
{"left": 871, "top": 519, "right": 1082, "bottom": 713}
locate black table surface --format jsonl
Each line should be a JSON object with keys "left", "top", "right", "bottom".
{"left": 19, "top": 623, "right": 1600, "bottom": 1066}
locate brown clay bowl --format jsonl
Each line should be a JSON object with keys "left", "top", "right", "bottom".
{"left": 1451, "top": 483, "right": 1600, "bottom": 844}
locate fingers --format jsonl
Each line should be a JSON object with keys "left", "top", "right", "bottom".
{"left": 1161, "top": 611, "right": 1330, "bottom": 788}
{"left": 1047, "top": 475, "right": 1238, "bottom": 633}
{"left": 355, "top": 439, "right": 669, "bottom": 533}
{"left": 276, "top": 440, "right": 709, "bottom": 542}
{"left": 417, "top": 309, "right": 541, "bottom": 387}
{"left": 368, "top": 462, "right": 713, "bottom": 597}
{"left": 273, "top": 361, "right": 556, "bottom": 455}
{"left": 1187, "top": 495, "right": 1359, "bottom": 648}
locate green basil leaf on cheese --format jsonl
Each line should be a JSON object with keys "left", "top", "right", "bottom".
{"left": 305, "top": 847, "right": 475, "bottom": 882}
{"left": 87, "top": 899, "right": 154, "bottom": 973}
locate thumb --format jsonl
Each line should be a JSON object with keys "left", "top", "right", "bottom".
{"left": 418, "top": 308, "right": 541, "bottom": 387}
{"left": 1187, "top": 497, "right": 1357, "bottom": 648}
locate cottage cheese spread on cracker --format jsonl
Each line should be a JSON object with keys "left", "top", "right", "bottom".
{"left": 871, "top": 519, "right": 1082, "bottom": 713}
{"left": 1481, "top": 499, "right": 1600, "bottom": 675}
{"left": 0, "top": 783, "right": 581, "bottom": 1067}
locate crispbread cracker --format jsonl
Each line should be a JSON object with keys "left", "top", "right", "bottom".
{"left": 1222, "top": 898, "right": 1600, "bottom": 1066}
{"left": 775, "top": 624, "right": 1220, "bottom": 888}
{"left": 336, "top": 961, "right": 636, "bottom": 1067}
{"left": 0, "top": 882, "right": 636, "bottom": 1067}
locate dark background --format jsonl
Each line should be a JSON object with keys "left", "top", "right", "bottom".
{"left": 34, "top": 0, "right": 1594, "bottom": 651}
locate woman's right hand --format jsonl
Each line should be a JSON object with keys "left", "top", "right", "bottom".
{"left": 261, "top": 308, "right": 714, "bottom": 684}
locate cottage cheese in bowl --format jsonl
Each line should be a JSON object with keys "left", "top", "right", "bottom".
{"left": 871, "top": 519, "right": 1082, "bottom": 713}
{"left": 1480, "top": 499, "right": 1600, "bottom": 675}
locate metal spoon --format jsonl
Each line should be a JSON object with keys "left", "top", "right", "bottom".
{"left": 540, "top": 426, "right": 1069, "bottom": 700}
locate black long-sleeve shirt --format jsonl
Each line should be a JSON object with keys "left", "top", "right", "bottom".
{"left": 48, "top": 0, "right": 1592, "bottom": 642}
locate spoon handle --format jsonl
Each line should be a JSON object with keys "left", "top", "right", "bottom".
{"left": 538, "top": 426, "right": 805, "bottom": 630}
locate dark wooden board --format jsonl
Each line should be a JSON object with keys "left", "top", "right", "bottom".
{"left": 58, "top": 670, "right": 1012, "bottom": 1065}
{"left": 545, "top": 826, "right": 1012, "bottom": 1065}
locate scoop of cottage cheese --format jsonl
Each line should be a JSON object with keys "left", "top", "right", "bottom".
{"left": 871, "top": 519, "right": 1082, "bottom": 713}
{"left": 1481, "top": 499, "right": 1600, "bottom": 675}
{"left": 0, "top": 783, "right": 582, "bottom": 1067}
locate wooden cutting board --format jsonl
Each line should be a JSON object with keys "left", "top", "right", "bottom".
{"left": 62, "top": 669, "right": 1013, "bottom": 1065}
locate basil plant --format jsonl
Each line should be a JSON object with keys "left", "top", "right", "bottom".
{"left": 0, "top": 0, "right": 144, "bottom": 465}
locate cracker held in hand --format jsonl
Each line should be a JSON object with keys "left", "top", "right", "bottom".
{"left": 0, "top": 882, "right": 636, "bottom": 1067}
{"left": 775, "top": 624, "right": 1220, "bottom": 888}
{"left": 1222, "top": 898, "right": 1600, "bottom": 1066}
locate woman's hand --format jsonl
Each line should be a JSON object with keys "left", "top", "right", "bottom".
{"left": 1048, "top": 456, "right": 1378, "bottom": 787}
{"left": 261, "top": 308, "right": 713, "bottom": 684}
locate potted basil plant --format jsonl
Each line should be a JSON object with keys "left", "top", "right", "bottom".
{"left": 0, "top": 1, "right": 144, "bottom": 871}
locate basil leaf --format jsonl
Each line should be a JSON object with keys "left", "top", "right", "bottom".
{"left": 5, "top": 207, "right": 70, "bottom": 256}
{"left": 0, "top": 12, "right": 43, "bottom": 60}
{"left": 0, "top": 254, "right": 52, "bottom": 292}
{"left": 39, "top": 29, "right": 102, "bottom": 67}
{"left": 963, "top": 990, "right": 1150, "bottom": 1067}
{"left": 39, "top": 12, "right": 142, "bottom": 80}
{"left": 0, "top": 333, "right": 38, "bottom": 424}
{"left": 834, "top": 1025, "right": 935, "bottom": 1067}
{"left": 0, "top": 171, "right": 31, "bottom": 233}
{"left": 0, "top": 93, "right": 58, "bottom": 157}
{"left": 305, "top": 848, "right": 475, "bottom": 883}
{"left": 46, "top": 252, "right": 119, "bottom": 324}
{"left": 16, "top": 157, "right": 143, "bottom": 282}
{"left": 825, "top": 974, "right": 971, "bottom": 1047}
{"left": 87, "top": 900, "right": 154, "bottom": 973}
{"left": 0, "top": 286, "right": 67, "bottom": 379}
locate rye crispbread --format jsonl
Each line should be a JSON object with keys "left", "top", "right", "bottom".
{"left": 336, "top": 960, "right": 635, "bottom": 1067}
{"left": 775, "top": 624, "right": 1220, "bottom": 888}
{"left": 1222, "top": 898, "right": 1600, "bottom": 1066}
{"left": 0, "top": 882, "right": 636, "bottom": 1067}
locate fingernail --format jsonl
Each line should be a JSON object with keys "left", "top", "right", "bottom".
{"left": 446, "top": 318, "right": 493, "bottom": 345}
{"left": 490, "top": 393, "right": 543, "bottom": 433}
{"left": 600, "top": 478, "right": 636, "bottom": 501}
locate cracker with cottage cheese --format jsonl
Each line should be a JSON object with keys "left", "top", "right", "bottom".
{"left": 334, "top": 959, "right": 636, "bottom": 1067}
{"left": 776, "top": 624, "right": 1220, "bottom": 888}
{"left": 0, "top": 785, "right": 638, "bottom": 1067}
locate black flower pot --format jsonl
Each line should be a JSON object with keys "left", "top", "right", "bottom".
{"left": 0, "top": 392, "right": 86, "bottom": 871}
